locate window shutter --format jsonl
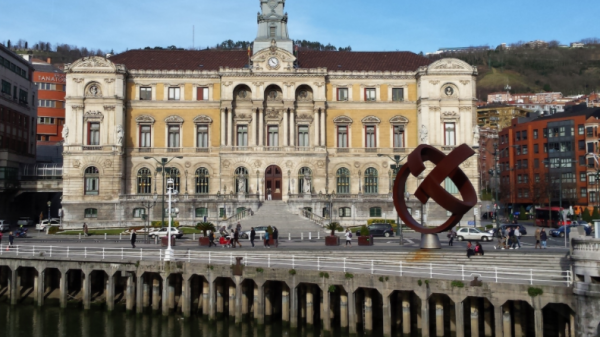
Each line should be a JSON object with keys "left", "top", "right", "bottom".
{"left": 336, "top": 89, "right": 339, "bottom": 101}
{"left": 364, "top": 88, "right": 367, "bottom": 101}
{"left": 87, "top": 122, "right": 91, "bottom": 145}
{"left": 197, "top": 87, "right": 203, "bottom": 101}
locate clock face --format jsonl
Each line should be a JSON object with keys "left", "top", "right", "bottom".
{"left": 268, "top": 57, "right": 279, "bottom": 68}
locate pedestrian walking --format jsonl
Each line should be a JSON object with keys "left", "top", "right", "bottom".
{"left": 8, "top": 231, "right": 14, "bottom": 247}
{"left": 534, "top": 228, "right": 541, "bottom": 249}
{"left": 448, "top": 229, "right": 456, "bottom": 246}
{"left": 236, "top": 222, "right": 242, "bottom": 232}
{"left": 83, "top": 223, "right": 89, "bottom": 237}
{"left": 344, "top": 229, "right": 352, "bottom": 246}
{"left": 273, "top": 227, "right": 279, "bottom": 248}
{"left": 208, "top": 231, "right": 216, "bottom": 247}
{"left": 540, "top": 228, "right": 548, "bottom": 249}
{"left": 131, "top": 230, "right": 137, "bottom": 248}
{"left": 264, "top": 230, "right": 270, "bottom": 248}
{"left": 508, "top": 228, "right": 516, "bottom": 249}
{"left": 466, "top": 241, "right": 474, "bottom": 258}
{"left": 267, "top": 188, "right": 272, "bottom": 201}
{"left": 514, "top": 227, "right": 522, "bottom": 249}
{"left": 233, "top": 228, "right": 242, "bottom": 248}
{"left": 250, "top": 227, "right": 256, "bottom": 248}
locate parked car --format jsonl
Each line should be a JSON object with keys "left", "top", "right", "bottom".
{"left": 149, "top": 227, "right": 183, "bottom": 239}
{"left": 550, "top": 224, "right": 591, "bottom": 238}
{"left": 487, "top": 224, "right": 528, "bottom": 236}
{"left": 367, "top": 223, "right": 395, "bottom": 237}
{"left": 243, "top": 226, "right": 269, "bottom": 239}
{"left": 36, "top": 218, "right": 61, "bottom": 231}
{"left": 456, "top": 227, "right": 494, "bottom": 242}
{"left": 17, "top": 217, "right": 34, "bottom": 227}
{"left": 0, "top": 220, "right": 9, "bottom": 233}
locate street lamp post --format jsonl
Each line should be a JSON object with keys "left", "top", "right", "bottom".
{"left": 47, "top": 201, "right": 51, "bottom": 221}
{"left": 377, "top": 153, "right": 407, "bottom": 245}
{"left": 164, "top": 178, "right": 179, "bottom": 261}
{"left": 144, "top": 156, "right": 183, "bottom": 229}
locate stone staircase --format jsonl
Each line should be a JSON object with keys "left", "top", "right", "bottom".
{"left": 238, "top": 201, "right": 323, "bottom": 236}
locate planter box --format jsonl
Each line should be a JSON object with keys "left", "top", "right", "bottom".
{"left": 161, "top": 237, "right": 176, "bottom": 247}
{"left": 198, "top": 237, "right": 210, "bottom": 246}
{"left": 358, "top": 235, "right": 374, "bottom": 246}
{"left": 325, "top": 236, "right": 340, "bottom": 246}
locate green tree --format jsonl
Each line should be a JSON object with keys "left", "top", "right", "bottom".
{"left": 518, "top": 205, "right": 528, "bottom": 220}
{"left": 592, "top": 207, "right": 600, "bottom": 220}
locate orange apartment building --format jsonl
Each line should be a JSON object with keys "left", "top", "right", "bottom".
{"left": 32, "top": 58, "right": 65, "bottom": 144}
{"left": 498, "top": 105, "right": 600, "bottom": 212}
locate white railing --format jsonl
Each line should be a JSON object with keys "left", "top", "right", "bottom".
{"left": 0, "top": 244, "right": 571, "bottom": 287}
{"left": 299, "top": 208, "right": 328, "bottom": 228}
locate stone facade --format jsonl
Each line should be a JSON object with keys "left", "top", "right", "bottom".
{"left": 61, "top": 1, "right": 480, "bottom": 228}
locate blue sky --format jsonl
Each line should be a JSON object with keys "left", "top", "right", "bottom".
{"left": 1, "top": 0, "right": 598, "bottom": 54}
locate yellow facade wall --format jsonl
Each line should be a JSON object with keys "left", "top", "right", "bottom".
{"left": 326, "top": 108, "right": 419, "bottom": 148}
{"left": 156, "top": 84, "right": 164, "bottom": 101}
{"left": 184, "top": 84, "right": 193, "bottom": 101}
{"left": 326, "top": 83, "right": 333, "bottom": 101}
{"left": 407, "top": 84, "right": 417, "bottom": 101}
{"left": 126, "top": 109, "right": 221, "bottom": 148}
{"left": 380, "top": 84, "right": 389, "bottom": 102}
{"left": 352, "top": 84, "right": 360, "bottom": 102}
{"left": 213, "top": 84, "right": 221, "bottom": 101}
{"left": 126, "top": 82, "right": 136, "bottom": 100}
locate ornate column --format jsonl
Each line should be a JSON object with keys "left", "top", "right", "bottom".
{"left": 320, "top": 108, "right": 326, "bottom": 146}
{"left": 290, "top": 109, "right": 296, "bottom": 147}
{"left": 253, "top": 109, "right": 258, "bottom": 146}
{"left": 314, "top": 109, "right": 320, "bottom": 147}
{"left": 227, "top": 109, "right": 233, "bottom": 146}
{"left": 282, "top": 109, "right": 288, "bottom": 146}
{"left": 221, "top": 109, "right": 226, "bottom": 146}
{"left": 258, "top": 109, "right": 264, "bottom": 146}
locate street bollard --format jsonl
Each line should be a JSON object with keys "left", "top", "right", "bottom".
{"left": 120, "top": 233, "right": 122, "bottom": 241}
{"left": 79, "top": 233, "right": 81, "bottom": 240}
{"left": 193, "top": 233, "right": 196, "bottom": 241}
{"left": 104, "top": 233, "right": 107, "bottom": 240}
{"left": 288, "top": 233, "right": 291, "bottom": 241}
{"left": 317, "top": 232, "right": 320, "bottom": 240}
{"left": 301, "top": 233, "right": 303, "bottom": 241}
{"left": 309, "top": 232, "right": 312, "bottom": 240}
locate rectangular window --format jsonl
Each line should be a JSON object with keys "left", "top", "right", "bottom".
{"left": 267, "top": 126, "right": 279, "bottom": 146}
{"left": 18, "top": 89, "right": 28, "bottom": 104}
{"left": 588, "top": 143, "right": 595, "bottom": 153}
{"left": 523, "top": 174, "right": 529, "bottom": 183}
{"left": 516, "top": 132, "right": 520, "bottom": 141}
{"left": 140, "top": 125, "right": 151, "bottom": 147}
{"left": 588, "top": 158, "right": 595, "bottom": 168}
{"left": 522, "top": 145, "right": 528, "bottom": 154}
{"left": 544, "top": 144, "right": 548, "bottom": 153}
{"left": 298, "top": 125, "right": 309, "bottom": 147}
{"left": 517, "top": 175, "right": 522, "bottom": 184}
{"left": 168, "top": 87, "right": 180, "bottom": 100}
{"left": 1, "top": 80, "right": 11, "bottom": 94}
{"left": 591, "top": 192, "right": 597, "bottom": 203}
{"left": 369, "top": 207, "right": 382, "bottom": 217}
{"left": 589, "top": 174, "right": 596, "bottom": 184}
{"left": 337, "top": 126, "right": 348, "bottom": 148}
{"left": 534, "top": 158, "right": 539, "bottom": 168}
{"left": 337, "top": 88, "right": 348, "bottom": 101}
{"left": 168, "top": 126, "right": 180, "bottom": 147}
{"left": 392, "top": 88, "right": 404, "bottom": 101}
{"left": 587, "top": 127, "right": 594, "bottom": 137}
{"left": 393, "top": 125, "right": 404, "bottom": 148}
{"left": 196, "top": 207, "right": 208, "bottom": 217}
{"left": 522, "top": 159, "right": 528, "bottom": 169}
{"left": 237, "top": 125, "right": 248, "bottom": 146}
{"left": 365, "top": 88, "right": 376, "bottom": 101}
{"left": 339, "top": 207, "right": 351, "bottom": 218}
{"left": 270, "top": 26, "right": 276, "bottom": 37}
{"left": 84, "top": 208, "right": 98, "bottom": 218}
{"left": 559, "top": 127, "right": 566, "bottom": 137}
{"left": 578, "top": 125, "right": 585, "bottom": 135}
{"left": 37, "top": 117, "right": 55, "bottom": 125}
{"left": 522, "top": 131, "right": 528, "bottom": 140}
{"left": 140, "top": 87, "right": 152, "bottom": 100}
{"left": 85, "top": 176, "right": 99, "bottom": 195}
{"left": 133, "top": 208, "right": 145, "bottom": 218}
{"left": 88, "top": 123, "right": 100, "bottom": 145}
{"left": 580, "top": 156, "right": 586, "bottom": 166}
{"left": 365, "top": 126, "right": 376, "bottom": 148}
{"left": 444, "top": 177, "right": 458, "bottom": 194}
{"left": 444, "top": 122, "right": 456, "bottom": 146}
{"left": 196, "top": 125, "right": 208, "bottom": 148}
{"left": 38, "top": 100, "right": 56, "bottom": 108}
{"left": 535, "top": 173, "right": 540, "bottom": 183}
{"left": 581, "top": 172, "right": 588, "bottom": 182}
{"left": 533, "top": 129, "right": 538, "bottom": 139}
{"left": 581, "top": 188, "right": 587, "bottom": 198}
{"left": 197, "top": 87, "right": 209, "bottom": 101}
{"left": 543, "top": 128, "right": 548, "bottom": 138}
{"left": 579, "top": 140, "right": 585, "bottom": 150}
{"left": 219, "top": 208, "right": 225, "bottom": 218}
{"left": 515, "top": 145, "right": 521, "bottom": 155}
{"left": 534, "top": 144, "right": 539, "bottom": 153}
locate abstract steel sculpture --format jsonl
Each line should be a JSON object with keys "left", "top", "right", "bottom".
{"left": 393, "top": 144, "right": 477, "bottom": 249}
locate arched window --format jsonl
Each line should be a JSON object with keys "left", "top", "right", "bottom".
{"left": 336, "top": 167, "right": 350, "bottom": 194}
{"left": 137, "top": 168, "right": 152, "bottom": 194}
{"left": 235, "top": 167, "right": 249, "bottom": 193}
{"left": 167, "top": 167, "right": 180, "bottom": 192}
{"left": 84, "top": 166, "right": 99, "bottom": 195}
{"left": 195, "top": 167, "right": 209, "bottom": 194}
{"left": 298, "top": 167, "right": 312, "bottom": 194}
{"left": 364, "top": 167, "right": 378, "bottom": 194}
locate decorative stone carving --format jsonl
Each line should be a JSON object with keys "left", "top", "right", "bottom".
{"left": 251, "top": 82, "right": 264, "bottom": 87}
{"left": 185, "top": 161, "right": 191, "bottom": 168}
{"left": 103, "top": 105, "right": 116, "bottom": 111}
{"left": 73, "top": 78, "right": 84, "bottom": 83}
{"left": 354, "top": 162, "right": 360, "bottom": 168}
{"left": 84, "top": 110, "right": 104, "bottom": 121}
{"left": 71, "top": 105, "right": 84, "bottom": 111}
{"left": 267, "top": 90, "right": 280, "bottom": 100}
{"left": 283, "top": 82, "right": 295, "bottom": 87}
{"left": 473, "top": 125, "right": 480, "bottom": 146}
{"left": 135, "top": 115, "right": 155, "bottom": 124}
{"left": 164, "top": 115, "right": 184, "bottom": 123}
{"left": 103, "top": 160, "right": 113, "bottom": 168}
{"left": 193, "top": 115, "right": 213, "bottom": 124}
{"left": 297, "top": 90, "right": 312, "bottom": 101}
{"left": 235, "top": 113, "right": 252, "bottom": 122}
{"left": 62, "top": 126, "right": 69, "bottom": 145}
{"left": 429, "top": 107, "right": 441, "bottom": 112}
{"left": 333, "top": 115, "right": 353, "bottom": 124}
{"left": 222, "top": 160, "right": 230, "bottom": 169}
{"left": 115, "top": 125, "right": 124, "bottom": 146}
{"left": 429, "top": 80, "right": 440, "bottom": 85}
{"left": 313, "top": 82, "right": 325, "bottom": 87}
{"left": 459, "top": 106, "right": 472, "bottom": 112}
{"left": 86, "top": 83, "right": 102, "bottom": 97}
{"left": 361, "top": 115, "right": 381, "bottom": 124}
{"left": 434, "top": 61, "right": 466, "bottom": 70}
{"left": 442, "top": 111, "right": 459, "bottom": 118}
{"left": 285, "top": 161, "right": 293, "bottom": 168}
{"left": 104, "top": 78, "right": 115, "bottom": 83}
{"left": 382, "top": 162, "right": 388, "bottom": 168}
{"left": 223, "top": 81, "right": 233, "bottom": 87}
{"left": 419, "top": 125, "right": 429, "bottom": 143}
{"left": 317, "top": 161, "right": 325, "bottom": 168}
{"left": 265, "top": 109, "right": 280, "bottom": 120}
{"left": 303, "top": 172, "right": 312, "bottom": 194}
{"left": 74, "top": 56, "right": 112, "bottom": 68}
{"left": 73, "top": 160, "right": 81, "bottom": 168}
{"left": 296, "top": 113, "right": 313, "bottom": 123}
{"left": 460, "top": 80, "right": 470, "bottom": 85}
{"left": 253, "top": 160, "right": 262, "bottom": 168}
{"left": 389, "top": 115, "right": 409, "bottom": 124}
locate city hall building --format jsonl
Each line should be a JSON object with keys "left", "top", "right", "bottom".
{"left": 61, "top": 0, "right": 480, "bottom": 228}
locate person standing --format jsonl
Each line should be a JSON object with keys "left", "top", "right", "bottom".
{"left": 264, "top": 230, "right": 270, "bottom": 248}
{"left": 273, "top": 227, "right": 279, "bottom": 248}
{"left": 8, "top": 231, "right": 14, "bottom": 247}
{"left": 508, "top": 228, "right": 516, "bottom": 249}
{"left": 83, "top": 223, "right": 89, "bottom": 237}
{"left": 540, "top": 228, "right": 548, "bottom": 249}
{"left": 233, "top": 228, "right": 242, "bottom": 248}
{"left": 131, "top": 230, "right": 137, "bottom": 248}
{"left": 208, "top": 230, "right": 216, "bottom": 247}
{"left": 250, "top": 227, "right": 256, "bottom": 248}
{"left": 534, "top": 228, "right": 541, "bottom": 249}
{"left": 448, "top": 229, "right": 456, "bottom": 246}
{"left": 344, "top": 229, "right": 352, "bottom": 246}
{"left": 514, "top": 227, "right": 522, "bottom": 249}
{"left": 267, "top": 188, "right": 272, "bottom": 201}
{"left": 466, "top": 241, "right": 474, "bottom": 258}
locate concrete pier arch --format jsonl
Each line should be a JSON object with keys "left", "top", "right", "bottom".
{"left": 389, "top": 290, "right": 419, "bottom": 337}
{"left": 542, "top": 303, "right": 576, "bottom": 337}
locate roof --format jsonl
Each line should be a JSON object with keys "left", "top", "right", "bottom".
{"left": 108, "top": 49, "right": 432, "bottom": 72}
{"left": 533, "top": 106, "right": 600, "bottom": 121}
{"left": 32, "top": 62, "right": 63, "bottom": 73}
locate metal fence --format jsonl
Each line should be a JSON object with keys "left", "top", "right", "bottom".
{"left": 0, "top": 244, "right": 571, "bottom": 287}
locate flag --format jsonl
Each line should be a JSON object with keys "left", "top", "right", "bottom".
{"left": 247, "top": 46, "right": 251, "bottom": 57}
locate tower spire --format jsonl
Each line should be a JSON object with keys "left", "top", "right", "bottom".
{"left": 253, "top": 0, "right": 293, "bottom": 54}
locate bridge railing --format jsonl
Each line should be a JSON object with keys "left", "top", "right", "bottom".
{"left": 0, "top": 244, "right": 571, "bottom": 287}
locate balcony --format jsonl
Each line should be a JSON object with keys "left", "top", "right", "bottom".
{"left": 82, "top": 146, "right": 103, "bottom": 151}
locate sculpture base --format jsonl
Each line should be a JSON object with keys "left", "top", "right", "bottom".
{"left": 420, "top": 234, "right": 441, "bottom": 249}
{"left": 303, "top": 193, "right": 311, "bottom": 200}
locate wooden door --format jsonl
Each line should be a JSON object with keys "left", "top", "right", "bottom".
{"left": 265, "top": 165, "right": 283, "bottom": 200}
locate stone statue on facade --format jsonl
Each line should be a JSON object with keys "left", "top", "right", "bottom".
{"left": 473, "top": 125, "right": 480, "bottom": 146}
{"left": 303, "top": 172, "right": 312, "bottom": 194}
{"left": 115, "top": 125, "right": 123, "bottom": 146}
{"left": 419, "top": 124, "right": 429, "bottom": 143}
{"left": 61, "top": 126, "right": 69, "bottom": 145}
{"left": 238, "top": 173, "right": 246, "bottom": 193}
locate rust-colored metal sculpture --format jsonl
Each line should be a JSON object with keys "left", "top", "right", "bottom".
{"left": 393, "top": 144, "right": 477, "bottom": 248}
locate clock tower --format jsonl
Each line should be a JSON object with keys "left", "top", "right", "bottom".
{"left": 254, "top": 0, "right": 293, "bottom": 54}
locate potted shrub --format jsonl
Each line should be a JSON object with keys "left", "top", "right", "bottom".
{"left": 324, "top": 222, "right": 343, "bottom": 246}
{"left": 196, "top": 222, "right": 216, "bottom": 246}
{"left": 357, "top": 225, "right": 373, "bottom": 246}
{"left": 161, "top": 236, "right": 176, "bottom": 247}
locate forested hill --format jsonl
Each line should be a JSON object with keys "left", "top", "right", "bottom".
{"left": 430, "top": 42, "right": 600, "bottom": 100}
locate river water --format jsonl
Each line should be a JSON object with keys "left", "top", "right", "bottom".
{"left": 0, "top": 304, "right": 363, "bottom": 337}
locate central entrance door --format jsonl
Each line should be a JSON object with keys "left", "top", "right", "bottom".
{"left": 265, "top": 165, "right": 283, "bottom": 200}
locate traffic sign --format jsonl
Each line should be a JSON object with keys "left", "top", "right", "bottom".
{"left": 474, "top": 208, "right": 479, "bottom": 216}
{"left": 467, "top": 221, "right": 475, "bottom": 226}
{"left": 487, "top": 205, "right": 490, "bottom": 210}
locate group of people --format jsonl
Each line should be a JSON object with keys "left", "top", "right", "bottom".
{"left": 206, "top": 223, "right": 279, "bottom": 249}
{"left": 466, "top": 241, "right": 484, "bottom": 258}
{"left": 534, "top": 228, "right": 548, "bottom": 249}
{"left": 494, "top": 226, "right": 523, "bottom": 250}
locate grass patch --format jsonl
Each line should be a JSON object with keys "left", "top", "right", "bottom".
{"left": 528, "top": 287, "right": 543, "bottom": 297}
{"left": 451, "top": 281, "right": 465, "bottom": 288}
{"left": 179, "top": 227, "right": 203, "bottom": 234}
{"left": 58, "top": 229, "right": 127, "bottom": 235}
